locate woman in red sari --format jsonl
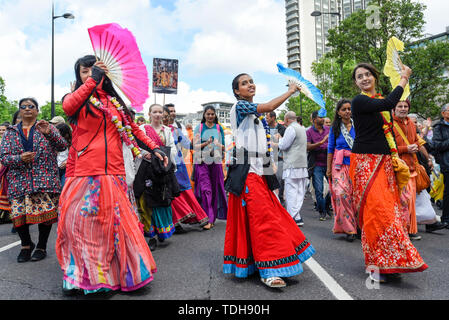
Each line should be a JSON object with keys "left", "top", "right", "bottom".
{"left": 349, "top": 62, "right": 428, "bottom": 283}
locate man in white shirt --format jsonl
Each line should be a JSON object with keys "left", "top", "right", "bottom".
{"left": 165, "top": 103, "right": 188, "bottom": 137}
{"left": 165, "top": 103, "right": 191, "bottom": 161}
{"left": 278, "top": 111, "right": 308, "bottom": 226}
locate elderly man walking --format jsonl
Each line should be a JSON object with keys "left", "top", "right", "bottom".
{"left": 431, "top": 103, "right": 449, "bottom": 229}
{"left": 278, "top": 111, "right": 308, "bottom": 226}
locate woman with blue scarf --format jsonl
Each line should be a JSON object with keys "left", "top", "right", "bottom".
{"left": 326, "top": 99, "right": 358, "bottom": 242}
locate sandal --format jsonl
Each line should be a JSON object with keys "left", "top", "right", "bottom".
{"left": 202, "top": 223, "right": 212, "bottom": 230}
{"left": 261, "top": 277, "right": 287, "bottom": 288}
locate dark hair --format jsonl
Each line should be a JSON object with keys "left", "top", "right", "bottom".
{"left": 331, "top": 98, "right": 352, "bottom": 143}
{"left": 297, "top": 116, "right": 303, "bottom": 125}
{"left": 56, "top": 122, "right": 72, "bottom": 146}
{"left": 136, "top": 116, "right": 146, "bottom": 122}
{"left": 67, "top": 55, "right": 133, "bottom": 124}
{"left": 0, "top": 122, "right": 9, "bottom": 127}
{"left": 393, "top": 99, "right": 411, "bottom": 111}
{"left": 232, "top": 73, "right": 249, "bottom": 100}
{"left": 129, "top": 108, "right": 136, "bottom": 121}
{"left": 12, "top": 110, "right": 21, "bottom": 125}
{"left": 311, "top": 110, "right": 319, "bottom": 120}
{"left": 164, "top": 103, "right": 175, "bottom": 109}
{"left": 201, "top": 106, "right": 218, "bottom": 124}
{"left": 19, "top": 97, "right": 39, "bottom": 111}
{"left": 163, "top": 106, "right": 171, "bottom": 115}
{"left": 352, "top": 63, "right": 379, "bottom": 87}
{"left": 268, "top": 111, "right": 277, "bottom": 119}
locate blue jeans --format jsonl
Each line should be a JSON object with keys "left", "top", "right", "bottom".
{"left": 312, "top": 166, "right": 328, "bottom": 214}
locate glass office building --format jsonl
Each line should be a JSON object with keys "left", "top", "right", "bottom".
{"left": 286, "top": 0, "right": 369, "bottom": 79}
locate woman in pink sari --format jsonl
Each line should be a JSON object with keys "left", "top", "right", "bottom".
{"left": 326, "top": 99, "right": 358, "bottom": 242}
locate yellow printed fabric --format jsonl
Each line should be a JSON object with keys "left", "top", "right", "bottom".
{"left": 383, "top": 37, "right": 410, "bottom": 101}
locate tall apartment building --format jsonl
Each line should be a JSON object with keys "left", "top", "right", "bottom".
{"left": 286, "top": 0, "right": 369, "bottom": 83}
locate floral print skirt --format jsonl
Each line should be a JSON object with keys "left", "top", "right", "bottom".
{"left": 10, "top": 192, "right": 59, "bottom": 228}
{"left": 330, "top": 161, "right": 357, "bottom": 235}
{"left": 349, "top": 153, "right": 428, "bottom": 274}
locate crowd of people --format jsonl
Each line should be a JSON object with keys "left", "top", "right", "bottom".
{"left": 0, "top": 56, "right": 448, "bottom": 294}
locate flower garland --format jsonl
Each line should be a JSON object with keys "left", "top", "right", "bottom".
{"left": 89, "top": 95, "right": 142, "bottom": 158}
{"left": 361, "top": 92, "right": 398, "bottom": 157}
{"left": 257, "top": 114, "right": 273, "bottom": 157}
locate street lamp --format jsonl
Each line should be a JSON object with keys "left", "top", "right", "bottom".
{"left": 51, "top": 2, "right": 74, "bottom": 119}
{"left": 311, "top": 3, "right": 343, "bottom": 98}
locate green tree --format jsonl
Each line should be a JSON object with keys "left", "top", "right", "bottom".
{"left": 0, "top": 77, "right": 18, "bottom": 124}
{"left": 283, "top": 92, "right": 336, "bottom": 128}
{"left": 325, "top": 0, "right": 426, "bottom": 97}
{"left": 301, "top": 0, "right": 449, "bottom": 120}
{"left": 403, "top": 40, "right": 449, "bottom": 118}
{"left": 38, "top": 101, "right": 67, "bottom": 121}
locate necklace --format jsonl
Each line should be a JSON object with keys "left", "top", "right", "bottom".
{"left": 362, "top": 92, "right": 382, "bottom": 99}
{"left": 256, "top": 114, "right": 272, "bottom": 157}
{"left": 89, "top": 95, "right": 142, "bottom": 158}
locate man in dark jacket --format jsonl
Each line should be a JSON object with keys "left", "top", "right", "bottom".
{"left": 431, "top": 103, "right": 449, "bottom": 228}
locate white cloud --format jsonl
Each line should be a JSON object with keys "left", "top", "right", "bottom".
{"left": 177, "top": 0, "right": 286, "bottom": 75}
{"left": 0, "top": 0, "right": 284, "bottom": 114}
{"left": 420, "top": 0, "right": 449, "bottom": 35}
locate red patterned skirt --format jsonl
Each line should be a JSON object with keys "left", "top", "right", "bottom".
{"left": 223, "top": 173, "right": 315, "bottom": 279}
{"left": 349, "top": 154, "right": 428, "bottom": 274}
{"left": 171, "top": 189, "right": 209, "bottom": 227}
{"left": 56, "top": 175, "right": 157, "bottom": 292}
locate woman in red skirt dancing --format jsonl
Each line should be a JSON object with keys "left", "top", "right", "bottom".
{"left": 223, "top": 74, "right": 315, "bottom": 288}
{"left": 56, "top": 55, "right": 168, "bottom": 295}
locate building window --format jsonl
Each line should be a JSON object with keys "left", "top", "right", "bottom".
{"left": 354, "top": 0, "right": 363, "bottom": 10}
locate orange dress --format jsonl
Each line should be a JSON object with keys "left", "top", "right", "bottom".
{"left": 393, "top": 115, "right": 425, "bottom": 234}
{"left": 184, "top": 128, "right": 194, "bottom": 189}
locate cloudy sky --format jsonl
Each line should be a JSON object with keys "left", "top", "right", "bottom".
{"left": 0, "top": 0, "right": 447, "bottom": 116}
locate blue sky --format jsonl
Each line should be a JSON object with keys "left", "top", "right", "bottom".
{"left": 0, "top": 0, "right": 447, "bottom": 116}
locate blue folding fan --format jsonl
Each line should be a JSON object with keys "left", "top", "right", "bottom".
{"left": 277, "top": 62, "right": 327, "bottom": 117}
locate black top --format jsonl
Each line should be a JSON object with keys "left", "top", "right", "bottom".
{"left": 224, "top": 148, "right": 279, "bottom": 196}
{"left": 133, "top": 139, "right": 180, "bottom": 207}
{"left": 351, "top": 86, "right": 404, "bottom": 155}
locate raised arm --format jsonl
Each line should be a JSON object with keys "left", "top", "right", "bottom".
{"left": 352, "top": 64, "right": 411, "bottom": 115}
{"left": 256, "top": 82, "right": 300, "bottom": 114}
{"left": 62, "top": 65, "right": 106, "bottom": 116}
{"left": 351, "top": 86, "right": 404, "bottom": 115}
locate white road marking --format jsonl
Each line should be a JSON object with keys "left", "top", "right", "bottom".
{"left": 1, "top": 238, "right": 354, "bottom": 300}
{"left": 0, "top": 241, "right": 21, "bottom": 254}
{"left": 305, "top": 257, "right": 354, "bottom": 300}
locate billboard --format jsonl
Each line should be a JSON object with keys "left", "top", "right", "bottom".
{"left": 152, "top": 58, "right": 178, "bottom": 94}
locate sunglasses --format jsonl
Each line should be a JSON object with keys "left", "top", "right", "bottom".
{"left": 19, "top": 104, "right": 37, "bottom": 110}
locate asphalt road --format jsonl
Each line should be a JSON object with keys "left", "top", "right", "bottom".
{"left": 0, "top": 193, "right": 448, "bottom": 302}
